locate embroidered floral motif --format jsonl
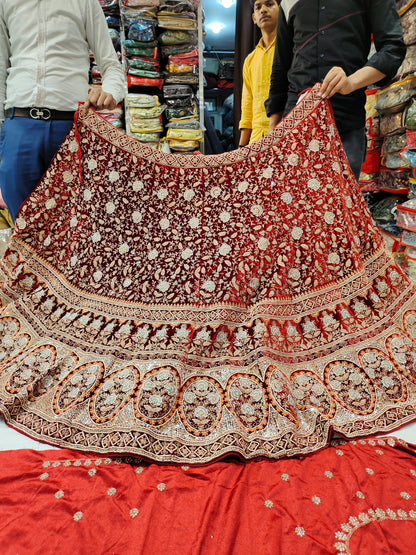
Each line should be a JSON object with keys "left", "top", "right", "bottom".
{"left": 90, "top": 365, "right": 139, "bottom": 423}
{"left": 134, "top": 366, "right": 179, "bottom": 425}
{"left": 226, "top": 374, "right": 267, "bottom": 432}
{"left": 180, "top": 377, "right": 223, "bottom": 436}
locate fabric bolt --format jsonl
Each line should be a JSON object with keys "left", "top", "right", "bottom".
{"left": 3, "top": 86, "right": 416, "bottom": 463}
{"left": 239, "top": 37, "right": 276, "bottom": 144}
{"left": 0, "top": 0, "right": 125, "bottom": 129}
{"left": 1, "top": 438, "right": 416, "bottom": 554}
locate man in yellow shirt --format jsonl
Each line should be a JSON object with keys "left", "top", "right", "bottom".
{"left": 238, "top": 0, "right": 280, "bottom": 147}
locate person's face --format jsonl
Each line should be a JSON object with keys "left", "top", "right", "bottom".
{"left": 252, "top": 0, "right": 279, "bottom": 33}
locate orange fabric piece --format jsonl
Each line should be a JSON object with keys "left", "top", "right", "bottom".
{"left": 1, "top": 438, "right": 416, "bottom": 554}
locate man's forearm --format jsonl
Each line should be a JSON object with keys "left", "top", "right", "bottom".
{"left": 320, "top": 65, "right": 386, "bottom": 99}
{"left": 239, "top": 128, "right": 252, "bottom": 147}
{"left": 268, "top": 112, "right": 283, "bottom": 133}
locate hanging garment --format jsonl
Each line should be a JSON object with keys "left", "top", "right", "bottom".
{"left": 2, "top": 85, "right": 416, "bottom": 463}
{"left": 1, "top": 437, "right": 416, "bottom": 555}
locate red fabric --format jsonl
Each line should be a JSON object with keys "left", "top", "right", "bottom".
{"left": 1, "top": 438, "right": 416, "bottom": 554}
{"left": 361, "top": 147, "right": 381, "bottom": 174}
{"left": 2, "top": 84, "right": 416, "bottom": 463}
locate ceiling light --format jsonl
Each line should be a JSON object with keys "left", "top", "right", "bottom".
{"left": 218, "top": 0, "right": 236, "bottom": 7}
{"left": 207, "top": 22, "right": 225, "bottom": 34}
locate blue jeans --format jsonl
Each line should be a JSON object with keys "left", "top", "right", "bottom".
{"left": 0, "top": 115, "right": 73, "bottom": 222}
{"left": 339, "top": 127, "right": 366, "bottom": 182}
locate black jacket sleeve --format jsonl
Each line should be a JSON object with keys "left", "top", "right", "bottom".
{"left": 265, "top": 7, "right": 293, "bottom": 117}
{"left": 364, "top": 0, "right": 406, "bottom": 82}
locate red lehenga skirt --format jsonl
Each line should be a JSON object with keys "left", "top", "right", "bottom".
{"left": 1, "top": 84, "right": 416, "bottom": 463}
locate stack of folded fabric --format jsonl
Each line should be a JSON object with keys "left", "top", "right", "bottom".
{"left": 118, "top": 0, "right": 203, "bottom": 150}
{"left": 362, "top": 0, "right": 416, "bottom": 282}
{"left": 165, "top": 47, "right": 199, "bottom": 85}
{"left": 163, "top": 84, "right": 203, "bottom": 152}
{"left": 121, "top": 3, "right": 164, "bottom": 90}
{"left": 125, "top": 93, "right": 165, "bottom": 147}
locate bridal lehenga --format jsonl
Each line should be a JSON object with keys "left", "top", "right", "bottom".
{"left": 1, "top": 85, "right": 416, "bottom": 463}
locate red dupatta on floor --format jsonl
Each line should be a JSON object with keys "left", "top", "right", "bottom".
{"left": 1, "top": 84, "right": 416, "bottom": 462}
{"left": 1, "top": 438, "right": 416, "bottom": 554}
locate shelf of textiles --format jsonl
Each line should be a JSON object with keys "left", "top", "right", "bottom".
{"left": 360, "top": 0, "right": 416, "bottom": 281}
{"left": 120, "top": 0, "right": 204, "bottom": 153}
{"left": 89, "top": 0, "right": 125, "bottom": 130}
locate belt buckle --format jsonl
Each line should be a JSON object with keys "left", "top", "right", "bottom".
{"left": 29, "top": 107, "right": 52, "bottom": 120}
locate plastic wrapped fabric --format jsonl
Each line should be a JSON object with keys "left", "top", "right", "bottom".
{"left": 130, "top": 131, "right": 161, "bottom": 142}
{"left": 127, "top": 19, "right": 157, "bottom": 42}
{"left": 122, "top": 0, "right": 161, "bottom": 6}
{"left": 129, "top": 116, "right": 164, "bottom": 132}
{"left": 406, "top": 99, "right": 416, "bottom": 129}
{"left": 125, "top": 45, "right": 158, "bottom": 57}
{"left": 371, "top": 194, "right": 406, "bottom": 222}
{"left": 165, "top": 62, "right": 197, "bottom": 74}
{"left": 358, "top": 173, "right": 381, "bottom": 193}
{"left": 374, "top": 76, "right": 416, "bottom": 115}
{"left": 382, "top": 133, "right": 408, "bottom": 154}
{"left": 163, "top": 84, "right": 194, "bottom": 98}
{"left": 164, "top": 74, "right": 198, "bottom": 84}
{"left": 124, "top": 39, "right": 158, "bottom": 48}
{"left": 379, "top": 169, "right": 411, "bottom": 192}
{"left": 129, "top": 105, "right": 165, "bottom": 118}
{"left": 380, "top": 110, "right": 406, "bottom": 136}
{"left": 127, "top": 75, "right": 164, "bottom": 89}
{"left": 127, "top": 57, "right": 160, "bottom": 71}
{"left": 161, "top": 44, "right": 196, "bottom": 57}
{"left": 397, "top": 199, "right": 416, "bottom": 231}
{"left": 381, "top": 152, "right": 410, "bottom": 169}
{"left": 395, "top": 44, "right": 416, "bottom": 79}
{"left": 158, "top": 30, "right": 197, "bottom": 45}
{"left": 166, "top": 127, "right": 203, "bottom": 141}
{"left": 166, "top": 102, "right": 197, "bottom": 119}
{"left": 125, "top": 93, "right": 160, "bottom": 108}
{"left": 401, "top": 3, "right": 416, "bottom": 45}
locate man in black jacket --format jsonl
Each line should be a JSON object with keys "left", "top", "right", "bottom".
{"left": 265, "top": 0, "right": 405, "bottom": 180}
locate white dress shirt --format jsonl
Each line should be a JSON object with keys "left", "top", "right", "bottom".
{"left": 0, "top": 0, "right": 125, "bottom": 128}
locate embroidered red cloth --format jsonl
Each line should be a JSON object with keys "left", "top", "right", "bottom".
{"left": 1, "top": 84, "right": 416, "bottom": 462}
{"left": 1, "top": 438, "right": 416, "bottom": 554}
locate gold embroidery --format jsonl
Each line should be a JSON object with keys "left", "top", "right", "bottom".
{"left": 335, "top": 507, "right": 416, "bottom": 554}
{"left": 295, "top": 527, "right": 305, "bottom": 537}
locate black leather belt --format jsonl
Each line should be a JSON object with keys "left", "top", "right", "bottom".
{"left": 5, "top": 107, "right": 75, "bottom": 121}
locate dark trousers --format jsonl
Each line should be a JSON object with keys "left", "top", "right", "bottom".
{"left": 339, "top": 126, "right": 366, "bottom": 182}
{"left": 0, "top": 115, "right": 73, "bottom": 222}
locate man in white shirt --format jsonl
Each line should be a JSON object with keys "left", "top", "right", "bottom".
{"left": 0, "top": 0, "right": 125, "bottom": 222}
